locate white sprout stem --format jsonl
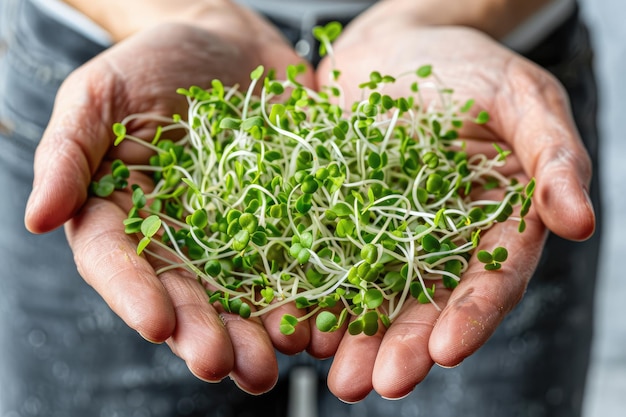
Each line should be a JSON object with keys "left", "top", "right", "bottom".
{"left": 108, "top": 60, "right": 531, "bottom": 334}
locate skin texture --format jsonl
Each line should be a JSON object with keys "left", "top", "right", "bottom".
{"left": 27, "top": 0, "right": 595, "bottom": 402}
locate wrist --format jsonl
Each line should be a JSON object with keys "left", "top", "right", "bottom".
{"left": 369, "top": 0, "right": 552, "bottom": 40}
{"left": 62, "top": 0, "right": 233, "bottom": 42}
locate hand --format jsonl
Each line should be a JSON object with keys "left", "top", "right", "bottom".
{"left": 24, "top": 16, "right": 315, "bottom": 394}
{"left": 314, "top": 20, "right": 596, "bottom": 402}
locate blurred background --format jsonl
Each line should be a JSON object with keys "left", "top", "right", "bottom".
{"left": 579, "top": 0, "right": 626, "bottom": 416}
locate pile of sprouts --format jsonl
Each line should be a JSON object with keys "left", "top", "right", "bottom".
{"left": 92, "top": 23, "right": 534, "bottom": 336}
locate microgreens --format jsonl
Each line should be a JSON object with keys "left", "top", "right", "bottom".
{"left": 91, "top": 22, "right": 534, "bottom": 336}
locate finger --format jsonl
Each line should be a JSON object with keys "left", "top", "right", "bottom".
{"left": 428, "top": 210, "right": 547, "bottom": 367}
{"left": 160, "top": 272, "right": 235, "bottom": 383}
{"left": 219, "top": 311, "right": 279, "bottom": 394}
{"left": 65, "top": 197, "right": 176, "bottom": 343}
{"left": 326, "top": 323, "right": 385, "bottom": 403}
{"left": 493, "top": 59, "right": 595, "bottom": 241}
{"left": 370, "top": 296, "right": 442, "bottom": 399}
{"left": 148, "top": 228, "right": 278, "bottom": 390}
{"left": 25, "top": 69, "right": 115, "bottom": 234}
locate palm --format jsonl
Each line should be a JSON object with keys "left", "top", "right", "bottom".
{"left": 26, "top": 22, "right": 313, "bottom": 394}
{"left": 315, "top": 25, "right": 594, "bottom": 401}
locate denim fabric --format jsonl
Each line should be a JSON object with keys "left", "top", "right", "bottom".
{"left": 0, "top": 1, "right": 600, "bottom": 417}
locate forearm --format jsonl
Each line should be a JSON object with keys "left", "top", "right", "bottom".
{"left": 360, "top": 0, "right": 554, "bottom": 40}
{"left": 62, "top": 0, "right": 242, "bottom": 42}
{"left": 60, "top": 0, "right": 299, "bottom": 73}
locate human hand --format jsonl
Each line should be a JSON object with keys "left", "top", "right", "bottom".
{"left": 314, "top": 22, "right": 595, "bottom": 402}
{"left": 24, "top": 16, "right": 315, "bottom": 394}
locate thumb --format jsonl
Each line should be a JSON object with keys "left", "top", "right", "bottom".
{"left": 493, "top": 60, "right": 596, "bottom": 241}
{"left": 25, "top": 67, "right": 115, "bottom": 233}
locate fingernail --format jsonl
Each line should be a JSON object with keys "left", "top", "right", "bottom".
{"left": 138, "top": 331, "right": 163, "bottom": 344}
{"left": 583, "top": 186, "right": 595, "bottom": 217}
{"left": 23, "top": 192, "right": 41, "bottom": 233}
{"left": 381, "top": 389, "right": 414, "bottom": 400}
{"left": 435, "top": 361, "right": 462, "bottom": 369}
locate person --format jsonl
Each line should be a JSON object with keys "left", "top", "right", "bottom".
{"left": 0, "top": 0, "right": 600, "bottom": 416}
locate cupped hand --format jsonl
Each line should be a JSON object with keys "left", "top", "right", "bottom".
{"left": 24, "top": 15, "right": 315, "bottom": 394}
{"left": 315, "top": 21, "right": 596, "bottom": 402}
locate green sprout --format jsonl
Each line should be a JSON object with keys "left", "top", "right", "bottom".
{"left": 91, "top": 22, "right": 534, "bottom": 336}
{"left": 477, "top": 247, "right": 509, "bottom": 271}
{"left": 312, "top": 21, "right": 342, "bottom": 58}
